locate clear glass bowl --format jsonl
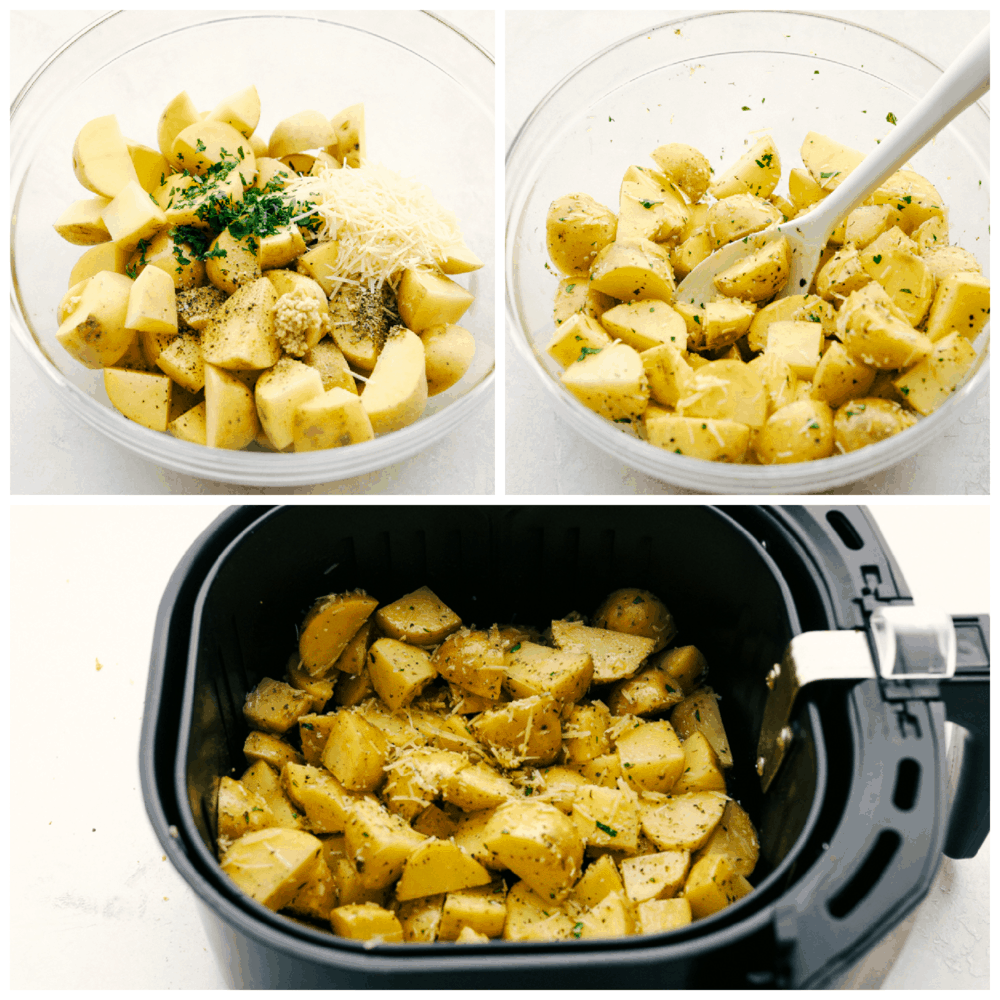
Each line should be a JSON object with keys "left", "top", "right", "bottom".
{"left": 11, "top": 11, "right": 494, "bottom": 487}
{"left": 505, "top": 11, "right": 989, "bottom": 494}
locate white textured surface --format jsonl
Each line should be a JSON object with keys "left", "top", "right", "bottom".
{"left": 505, "top": 10, "right": 989, "bottom": 495}
{"left": 8, "top": 504, "right": 988, "bottom": 988}
{"left": 10, "top": 10, "right": 495, "bottom": 496}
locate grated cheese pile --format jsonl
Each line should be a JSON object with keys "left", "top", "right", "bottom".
{"left": 286, "top": 163, "right": 465, "bottom": 289}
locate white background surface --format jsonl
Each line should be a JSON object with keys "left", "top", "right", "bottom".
{"left": 504, "top": 10, "right": 990, "bottom": 495}
{"left": 8, "top": 503, "right": 989, "bottom": 989}
{"left": 9, "top": 10, "right": 495, "bottom": 496}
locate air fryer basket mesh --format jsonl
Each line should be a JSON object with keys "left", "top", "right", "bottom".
{"left": 176, "top": 506, "right": 827, "bottom": 950}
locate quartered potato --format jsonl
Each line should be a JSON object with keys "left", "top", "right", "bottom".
{"left": 221, "top": 584, "right": 758, "bottom": 944}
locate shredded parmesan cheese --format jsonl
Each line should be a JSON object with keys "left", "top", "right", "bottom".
{"left": 285, "top": 163, "right": 465, "bottom": 289}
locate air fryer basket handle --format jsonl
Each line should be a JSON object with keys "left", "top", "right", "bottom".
{"left": 938, "top": 613, "right": 990, "bottom": 860}
{"left": 775, "top": 680, "right": 948, "bottom": 989}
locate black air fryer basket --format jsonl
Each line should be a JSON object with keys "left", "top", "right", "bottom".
{"left": 140, "top": 505, "right": 989, "bottom": 988}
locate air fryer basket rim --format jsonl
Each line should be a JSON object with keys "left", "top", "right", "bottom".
{"left": 169, "top": 506, "right": 826, "bottom": 954}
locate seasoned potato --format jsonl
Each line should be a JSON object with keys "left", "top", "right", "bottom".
{"left": 650, "top": 143, "right": 712, "bottom": 202}
{"left": 220, "top": 828, "right": 323, "bottom": 910}
{"left": 710, "top": 135, "right": 781, "bottom": 200}
{"left": 592, "top": 588, "right": 676, "bottom": 652}
{"left": 754, "top": 399, "right": 834, "bottom": 465}
{"left": 589, "top": 238, "right": 676, "bottom": 302}
{"left": 560, "top": 342, "right": 650, "bottom": 425}
{"left": 375, "top": 587, "right": 461, "bottom": 646}
{"left": 833, "top": 397, "right": 916, "bottom": 453}
{"left": 432, "top": 628, "right": 505, "bottom": 699}
{"left": 546, "top": 193, "right": 618, "bottom": 275}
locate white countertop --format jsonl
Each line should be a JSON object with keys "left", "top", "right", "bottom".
{"left": 9, "top": 503, "right": 989, "bottom": 988}
{"left": 504, "top": 11, "right": 990, "bottom": 495}
{"left": 10, "top": 10, "right": 495, "bottom": 496}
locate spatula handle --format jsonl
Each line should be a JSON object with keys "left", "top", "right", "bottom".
{"left": 815, "top": 25, "right": 990, "bottom": 225}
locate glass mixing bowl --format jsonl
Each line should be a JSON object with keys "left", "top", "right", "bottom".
{"left": 505, "top": 11, "right": 989, "bottom": 494}
{"left": 11, "top": 11, "right": 494, "bottom": 487}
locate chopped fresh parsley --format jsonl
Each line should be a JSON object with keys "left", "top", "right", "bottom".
{"left": 886, "top": 112, "right": 898, "bottom": 125}
{"left": 595, "top": 821, "right": 618, "bottom": 837}
{"left": 872, "top": 254, "right": 882, "bottom": 265}
{"left": 577, "top": 346, "right": 603, "bottom": 362}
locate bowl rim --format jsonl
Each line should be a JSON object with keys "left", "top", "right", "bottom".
{"left": 10, "top": 9, "right": 495, "bottom": 488}
{"left": 504, "top": 9, "right": 989, "bottom": 494}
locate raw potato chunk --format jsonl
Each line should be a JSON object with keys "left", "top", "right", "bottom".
{"left": 643, "top": 410, "right": 750, "bottom": 463}
{"left": 221, "top": 828, "right": 323, "bottom": 910}
{"left": 201, "top": 278, "right": 281, "bottom": 371}
{"left": 243, "top": 677, "right": 314, "bottom": 735}
{"left": 169, "top": 401, "right": 208, "bottom": 444}
{"left": 607, "top": 664, "right": 685, "bottom": 717}
{"left": 708, "top": 194, "right": 781, "bottom": 247}
{"left": 683, "top": 854, "right": 753, "bottom": 919}
{"left": 217, "top": 776, "right": 275, "bottom": 843}
{"left": 299, "top": 590, "right": 379, "bottom": 675}
{"left": 710, "top": 135, "right": 781, "bottom": 200}
{"left": 618, "top": 166, "right": 689, "bottom": 243}
{"left": 471, "top": 695, "right": 562, "bottom": 767}
{"left": 560, "top": 342, "right": 650, "bottom": 425}
{"left": 754, "top": 399, "right": 834, "bottom": 464}
{"left": 577, "top": 890, "right": 636, "bottom": 939}
{"left": 553, "top": 278, "right": 615, "bottom": 327}
{"left": 589, "top": 238, "right": 676, "bottom": 302}
{"left": 432, "top": 629, "right": 505, "bottom": 699}
{"left": 641, "top": 343, "right": 693, "bottom": 407}
{"left": 694, "top": 799, "right": 759, "bottom": 877}
{"left": 360, "top": 327, "right": 428, "bottom": 434}
{"left": 670, "top": 689, "right": 733, "bottom": 768}
{"left": 173, "top": 120, "right": 256, "bottom": 178}
{"left": 561, "top": 703, "right": 612, "bottom": 763}
{"left": 621, "top": 850, "right": 691, "bottom": 903}
{"left": 550, "top": 620, "right": 655, "bottom": 684}
{"left": 376, "top": 587, "right": 462, "bottom": 646}
{"left": 206, "top": 227, "right": 262, "bottom": 294}
{"left": 367, "top": 638, "right": 437, "bottom": 711}
{"left": 653, "top": 646, "right": 707, "bottom": 697}
{"left": 397, "top": 894, "right": 445, "bottom": 942}
{"left": 255, "top": 357, "right": 324, "bottom": 451}
{"left": 811, "top": 342, "right": 876, "bottom": 408}
{"left": 800, "top": 132, "right": 863, "bottom": 190}
{"left": 504, "top": 642, "right": 593, "bottom": 705}
{"left": 841, "top": 305, "right": 932, "bottom": 371}
{"left": 72, "top": 114, "right": 141, "bottom": 198}
{"left": 205, "top": 84, "right": 261, "bottom": 139}
{"left": 483, "top": 802, "right": 585, "bottom": 901}
{"left": 322, "top": 711, "right": 392, "bottom": 791}
{"left": 268, "top": 109, "right": 337, "bottom": 158}
{"left": 600, "top": 300, "right": 688, "bottom": 353}
{"left": 765, "top": 320, "right": 823, "bottom": 380}
{"left": 546, "top": 192, "right": 618, "bottom": 275}
{"left": 923, "top": 272, "right": 991, "bottom": 343}
{"left": 396, "top": 269, "right": 474, "bottom": 332}
{"left": 571, "top": 853, "right": 625, "bottom": 909}
{"left": 419, "top": 324, "right": 476, "bottom": 396}
{"left": 281, "top": 762, "right": 358, "bottom": 833}
{"left": 503, "top": 881, "right": 575, "bottom": 941}
{"left": 615, "top": 720, "right": 685, "bottom": 794}
{"left": 570, "top": 785, "right": 640, "bottom": 853}
{"left": 438, "top": 882, "right": 508, "bottom": 940}
{"left": 641, "top": 792, "right": 729, "bottom": 851}
{"left": 244, "top": 732, "right": 303, "bottom": 771}
{"left": 69, "top": 242, "right": 131, "bottom": 287}
{"left": 103, "top": 368, "right": 173, "bottom": 431}
{"left": 343, "top": 797, "right": 427, "bottom": 891}
{"left": 677, "top": 360, "right": 768, "bottom": 430}
{"left": 101, "top": 180, "right": 167, "bottom": 250}
{"left": 396, "top": 839, "right": 492, "bottom": 901}
{"left": 894, "top": 332, "right": 977, "bottom": 415}
{"left": 833, "top": 398, "right": 916, "bottom": 453}
{"left": 53, "top": 196, "right": 112, "bottom": 245}
{"left": 547, "top": 313, "right": 613, "bottom": 367}
{"left": 592, "top": 589, "right": 676, "bottom": 652}
{"left": 330, "top": 903, "right": 404, "bottom": 943}
{"left": 293, "top": 388, "right": 375, "bottom": 451}
{"left": 126, "top": 265, "right": 178, "bottom": 335}
{"left": 859, "top": 230, "right": 934, "bottom": 325}
{"left": 714, "top": 237, "right": 790, "bottom": 301}
{"left": 57, "top": 271, "right": 135, "bottom": 369}
{"left": 671, "top": 731, "right": 726, "bottom": 795}
{"left": 651, "top": 143, "right": 712, "bottom": 202}
{"left": 637, "top": 897, "right": 692, "bottom": 934}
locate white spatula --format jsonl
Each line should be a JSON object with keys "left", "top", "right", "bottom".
{"left": 675, "top": 26, "right": 990, "bottom": 307}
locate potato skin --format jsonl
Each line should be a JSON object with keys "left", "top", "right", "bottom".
{"left": 754, "top": 399, "right": 834, "bottom": 465}
{"left": 592, "top": 588, "right": 676, "bottom": 653}
{"left": 546, "top": 193, "right": 617, "bottom": 275}
{"left": 833, "top": 397, "right": 916, "bottom": 453}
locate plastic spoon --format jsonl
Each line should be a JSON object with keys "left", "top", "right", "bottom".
{"left": 675, "top": 25, "right": 990, "bottom": 306}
